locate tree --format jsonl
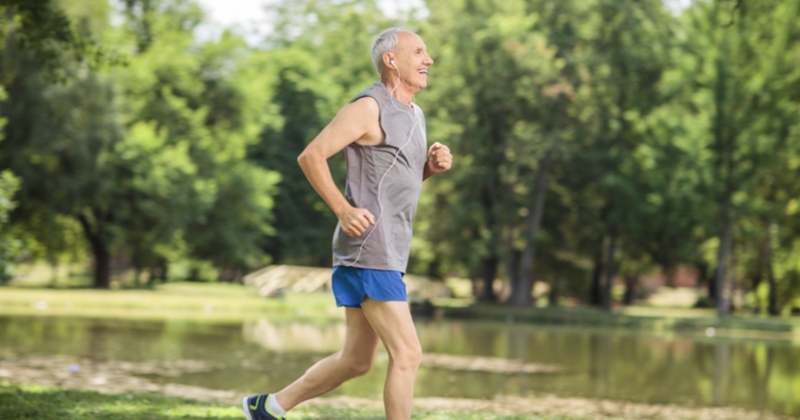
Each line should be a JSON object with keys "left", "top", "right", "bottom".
{"left": 249, "top": 0, "right": 394, "bottom": 267}
{"left": 246, "top": 51, "right": 337, "bottom": 266}
{"left": 660, "top": 0, "right": 800, "bottom": 315}
{"left": 1, "top": 0, "right": 279, "bottom": 287}
{"left": 0, "top": 0, "right": 114, "bottom": 80}
{"left": 419, "top": 0, "right": 562, "bottom": 302}
{"left": 419, "top": 0, "right": 674, "bottom": 308}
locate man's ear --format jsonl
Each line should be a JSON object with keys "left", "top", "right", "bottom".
{"left": 383, "top": 53, "right": 395, "bottom": 69}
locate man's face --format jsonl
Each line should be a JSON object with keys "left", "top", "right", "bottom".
{"left": 393, "top": 32, "right": 434, "bottom": 90}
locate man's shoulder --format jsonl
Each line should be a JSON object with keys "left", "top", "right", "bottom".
{"left": 346, "top": 95, "right": 380, "bottom": 116}
{"left": 334, "top": 96, "right": 380, "bottom": 139}
{"left": 351, "top": 82, "right": 385, "bottom": 102}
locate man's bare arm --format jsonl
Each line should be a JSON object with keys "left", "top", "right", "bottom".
{"left": 297, "top": 97, "right": 381, "bottom": 237}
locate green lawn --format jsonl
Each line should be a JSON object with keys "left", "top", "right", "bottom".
{"left": 0, "top": 282, "right": 342, "bottom": 323}
{"left": 0, "top": 384, "right": 572, "bottom": 420}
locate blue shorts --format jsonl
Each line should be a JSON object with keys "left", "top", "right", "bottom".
{"left": 331, "top": 266, "right": 407, "bottom": 308}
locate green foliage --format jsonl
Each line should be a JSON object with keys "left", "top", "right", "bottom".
{"left": 0, "top": 0, "right": 279, "bottom": 287}
{"left": 245, "top": 2, "right": 395, "bottom": 266}
{"left": 413, "top": 0, "right": 800, "bottom": 311}
{"left": 643, "top": 0, "right": 800, "bottom": 313}
{"left": 0, "top": 169, "right": 20, "bottom": 282}
{"left": 0, "top": 0, "right": 119, "bottom": 81}
{"left": 0, "top": 171, "right": 18, "bottom": 225}
{"left": 246, "top": 49, "right": 336, "bottom": 266}
{"left": 1, "top": 0, "right": 799, "bottom": 312}
{"left": 413, "top": 0, "right": 679, "bottom": 304}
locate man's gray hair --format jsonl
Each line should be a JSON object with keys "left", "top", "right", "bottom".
{"left": 371, "top": 27, "right": 414, "bottom": 76}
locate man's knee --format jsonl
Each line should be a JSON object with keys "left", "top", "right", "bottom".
{"left": 391, "top": 342, "right": 422, "bottom": 371}
{"left": 340, "top": 353, "right": 374, "bottom": 377}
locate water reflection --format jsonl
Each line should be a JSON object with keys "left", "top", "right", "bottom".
{"left": 1, "top": 315, "right": 799, "bottom": 416}
{"left": 712, "top": 343, "right": 729, "bottom": 406}
{"left": 243, "top": 320, "right": 345, "bottom": 353}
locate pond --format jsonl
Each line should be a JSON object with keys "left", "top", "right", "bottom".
{"left": 1, "top": 314, "right": 798, "bottom": 417}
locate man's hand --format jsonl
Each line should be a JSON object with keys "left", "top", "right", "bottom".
{"left": 425, "top": 142, "right": 452, "bottom": 178}
{"left": 337, "top": 206, "right": 376, "bottom": 237}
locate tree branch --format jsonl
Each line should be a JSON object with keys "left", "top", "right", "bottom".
{"left": 723, "top": 0, "right": 742, "bottom": 28}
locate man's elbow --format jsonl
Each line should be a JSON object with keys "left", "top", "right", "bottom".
{"left": 297, "top": 150, "right": 310, "bottom": 167}
{"left": 297, "top": 149, "right": 318, "bottom": 169}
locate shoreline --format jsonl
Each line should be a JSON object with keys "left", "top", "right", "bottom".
{"left": 2, "top": 283, "right": 800, "bottom": 342}
{"left": 0, "top": 355, "right": 791, "bottom": 420}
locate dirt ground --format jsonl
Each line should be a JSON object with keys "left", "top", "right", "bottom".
{"left": 0, "top": 355, "right": 791, "bottom": 420}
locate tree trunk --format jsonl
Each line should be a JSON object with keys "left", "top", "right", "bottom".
{"left": 764, "top": 220, "right": 779, "bottom": 316}
{"left": 589, "top": 236, "right": 605, "bottom": 306}
{"left": 751, "top": 260, "right": 763, "bottom": 314}
{"left": 712, "top": 35, "right": 735, "bottom": 316}
{"left": 427, "top": 257, "right": 442, "bottom": 280}
{"left": 480, "top": 255, "right": 499, "bottom": 302}
{"left": 511, "top": 148, "right": 555, "bottom": 306}
{"left": 474, "top": 255, "right": 500, "bottom": 302}
{"left": 481, "top": 155, "right": 512, "bottom": 302}
{"left": 49, "top": 256, "right": 59, "bottom": 287}
{"left": 707, "top": 266, "right": 718, "bottom": 306}
{"left": 623, "top": 274, "right": 637, "bottom": 306}
{"left": 77, "top": 214, "right": 111, "bottom": 289}
{"left": 548, "top": 277, "right": 560, "bottom": 306}
{"left": 602, "top": 226, "right": 618, "bottom": 311}
{"left": 504, "top": 248, "right": 520, "bottom": 301}
{"left": 150, "top": 257, "right": 168, "bottom": 284}
{"left": 714, "top": 212, "right": 732, "bottom": 316}
{"left": 665, "top": 266, "right": 677, "bottom": 288}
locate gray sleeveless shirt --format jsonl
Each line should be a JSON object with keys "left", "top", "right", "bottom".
{"left": 332, "top": 82, "right": 427, "bottom": 273}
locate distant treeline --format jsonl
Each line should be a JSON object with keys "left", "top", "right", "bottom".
{"left": 0, "top": 0, "right": 798, "bottom": 316}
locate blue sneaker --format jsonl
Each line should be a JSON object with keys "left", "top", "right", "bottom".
{"left": 241, "top": 394, "right": 285, "bottom": 420}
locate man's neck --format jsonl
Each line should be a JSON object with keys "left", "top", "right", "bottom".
{"left": 382, "top": 77, "right": 416, "bottom": 107}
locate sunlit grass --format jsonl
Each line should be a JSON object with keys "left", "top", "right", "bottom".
{"left": 0, "top": 282, "right": 342, "bottom": 323}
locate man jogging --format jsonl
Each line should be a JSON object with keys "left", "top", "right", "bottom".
{"left": 242, "top": 27, "right": 452, "bottom": 420}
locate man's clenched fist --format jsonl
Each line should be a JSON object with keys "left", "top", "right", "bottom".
{"left": 426, "top": 142, "right": 452, "bottom": 175}
{"left": 337, "top": 206, "right": 376, "bottom": 237}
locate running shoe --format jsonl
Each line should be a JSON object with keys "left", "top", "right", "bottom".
{"left": 241, "top": 394, "right": 285, "bottom": 420}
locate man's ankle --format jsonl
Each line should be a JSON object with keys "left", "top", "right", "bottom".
{"left": 268, "top": 393, "right": 288, "bottom": 416}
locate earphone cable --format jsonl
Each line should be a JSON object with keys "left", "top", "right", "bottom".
{"left": 345, "top": 66, "right": 419, "bottom": 267}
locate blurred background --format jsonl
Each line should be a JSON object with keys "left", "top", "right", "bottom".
{"left": 2, "top": 0, "right": 799, "bottom": 315}
{"left": 1, "top": 0, "right": 800, "bottom": 418}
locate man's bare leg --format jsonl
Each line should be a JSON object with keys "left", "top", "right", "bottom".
{"left": 360, "top": 297, "right": 422, "bottom": 420}
{"left": 273, "top": 307, "right": 379, "bottom": 410}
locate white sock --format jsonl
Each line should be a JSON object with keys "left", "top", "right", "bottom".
{"left": 267, "top": 394, "right": 287, "bottom": 416}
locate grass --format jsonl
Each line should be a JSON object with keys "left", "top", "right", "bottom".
{"left": 0, "top": 282, "right": 343, "bottom": 323}
{"left": 0, "top": 384, "right": 575, "bottom": 420}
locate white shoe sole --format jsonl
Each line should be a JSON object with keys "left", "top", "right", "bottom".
{"left": 242, "top": 396, "right": 254, "bottom": 420}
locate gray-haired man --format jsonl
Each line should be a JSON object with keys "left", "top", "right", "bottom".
{"left": 241, "top": 28, "right": 451, "bottom": 420}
